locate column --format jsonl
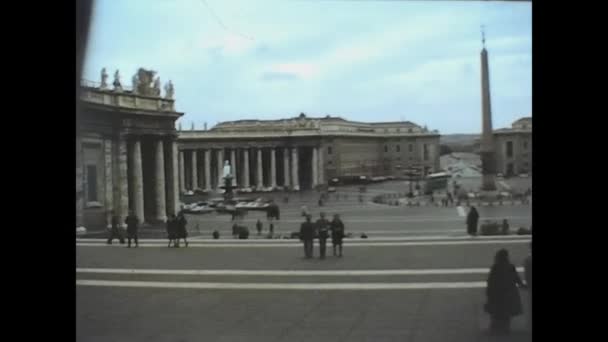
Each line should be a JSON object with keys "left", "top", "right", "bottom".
{"left": 204, "top": 149, "right": 211, "bottom": 191}
{"left": 118, "top": 138, "right": 129, "bottom": 227}
{"left": 291, "top": 147, "right": 299, "bottom": 190}
{"left": 131, "top": 139, "right": 145, "bottom": 224}
{"left": 231, "top": 149, "right": 237, "bottom": 187}
{"left": 178, "top": 151, "right": 185, "bottom": 193}
{"left": 311, "top": 147, "right": 318, "bottom": 188}
{"left": 217, "top": 149, "right": 224, "bottom": 189}
{"left": 256, "top": 148, "right": 264, "bottom": 188}
{"left": 155, "top": 140, "right": 167, "bottom": 222}
{"left": 243, "top": 148, "right": 250, "bottom": 188}
{"left": 191, "top": 150, "right": 198, "bottom": 190}
{"left": 76, "top": 137, "right": 84, "bottom": 227}
{"left": 270, "top": 148, "right": 277, "bottom": 188}
{"left": 283, "top": 148, "right": 290, "bottom": 188}
{"left": 318, "top": 146, "right": 325, "bottom": 186}
{"left": 171, "top": 141, "right": 180, "bottom": 215}
{"left": 104, "top": 139, "right": 113, "bottom": 228}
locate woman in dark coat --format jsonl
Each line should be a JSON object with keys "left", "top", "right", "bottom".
{"left": 175, "top": 212, "right": 188, "bottom": 247}
{"left": 330, "top": 214, "right": 345, "bottom": 257}
{"left": 485, "top": 249, "right": 525, "bottom": 334}
{"left": 467, "top": 206, "right": 480, "bottom": 236}
{"left": 166, "top": 214, "right": 177, "bottom": 248}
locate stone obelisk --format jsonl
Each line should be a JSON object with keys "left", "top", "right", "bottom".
{"left": 480, "top": 27, "right": 497, "bottom": 191}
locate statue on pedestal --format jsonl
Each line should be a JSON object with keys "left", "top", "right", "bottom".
{"left": 113, "top": 70, "right": 122, "bottom": 91}
{"left": 100, "top": 68, "right": 108, "bottom": 89}
{"left": 223, "top": 160, "right": 232, "bottom": 179}
{"left": 164, "top": 80, "right": 174, "bottom": 99}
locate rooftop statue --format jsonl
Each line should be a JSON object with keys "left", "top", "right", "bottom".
{"left": 131, "top": 74, "right": 139, "bottom": 94}
{"left": 164, "top": 80, "right": 174, "bottom": 99}
{"left": 100, "top": 68, "right": 108, "bottom": 89}
{"left": 153, "top": 77, "right": 161, "bottom": 96}
{"left": 113, "top": 70, "right": 122, "bottom": 90}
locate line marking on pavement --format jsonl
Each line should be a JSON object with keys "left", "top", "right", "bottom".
{"left": 190, "top": 216, "right": 531, "bottom": 223}
{"left": 76, "top": 267, "right": 524, "bottom": 276}
{"left": 76, "top": 239, "right": 530, "bottom": 248}
{"left": 77, "top": 235, "right": 531, "bottom": 243}
{"left": 76, "top": 280, "right": 487, "bottom": 290}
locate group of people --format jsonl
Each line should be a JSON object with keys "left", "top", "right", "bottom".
{"left": 299, "top": 212, "right": 345, "bottom": 259}
{"left": 106, "top": 210, "right": 141, "bottom": 248}
{"left": 105, "top": 210, "right": 189, "bottom": 248}
{"left": 485, "top": 244, "right": 532, "bottom": 335}
{"left": 166, "top": 212, "right": 188, "bottom": 248}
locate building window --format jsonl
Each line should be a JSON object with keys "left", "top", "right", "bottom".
{"left": 328, "top": 160, "right": 333, "bottom": 165}
{"left": 396, "top": 145, "right": 401, "bottom": 152}
{"left": 523, "top": 140, "right": 528, "bottom": 150}
{"left": 423, "top": 144, "right": 429, "bottom": 161}
{"left": 408, "top": 128, "right": 413, "bottom": 133}
{"left": 327, "top": 146, "right": 332, "bottom": 155}
{"left": 86, "top": 165, "right": 97, "bottom": 202}
{"left": 506, "top": 141, "right": 514, "bottom": 158}
{"left": 408, "top": 144, "right": 413, "bottom": 152}
{"left": 384, "top": 145, "right": 388, "bottom": 153}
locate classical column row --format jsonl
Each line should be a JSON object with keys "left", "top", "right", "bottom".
{"left": 90, "top": 136, "right": 183, "bottom": 227}
{"left": 177, "top": 146, "right": 330, "bottom": 191}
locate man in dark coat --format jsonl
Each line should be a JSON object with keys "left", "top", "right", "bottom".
{"left": 300, "top": 215, "right": 314, "bottom": 259}
{"left": 523, "top": 242, "right": 532, "bottom": 329}
{"left": 316, "top": 212, "right": 330, "bottom": 259}
{"left": 467, "top": 206, "right": 480, "bottom": 236}
{"left": 125, "top": 211, "right": 139, "bottom": 248}
{"left": 256, "top": 219, "right": 263, "bottom": 235}
{"left": 176, "top": 212, "right": 188, "bottom": 247}
{"left": 485, "top": 249, "right": 525, "bottom": 335}
{"left": 330, "top": 213, "right": 345, "bottom": 257}
{"left": 166, "top": 214, "right": 177, "bottom": 247}
{"left": 106, "top": 211, "right": 124, "bottom": 245}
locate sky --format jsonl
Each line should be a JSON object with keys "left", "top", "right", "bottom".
{"left": 83, "top": 0, "right": 531, "bottom": 134}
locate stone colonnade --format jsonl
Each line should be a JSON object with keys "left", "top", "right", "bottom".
{"left": 77, "top": 135, "right": 181, "bottom": 227}
{"left": 178, "top": 146, "right": 326, "bottom": 191}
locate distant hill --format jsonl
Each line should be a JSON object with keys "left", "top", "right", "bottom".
{"left": 440, "top": 134, "right": 480, "bottom": 146}
{"left": 440, "top": 134, "right": 480, "bottom": 154}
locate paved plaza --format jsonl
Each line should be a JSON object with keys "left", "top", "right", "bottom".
{"left": 77, "top": 181, "right": 532, "bottom": 342}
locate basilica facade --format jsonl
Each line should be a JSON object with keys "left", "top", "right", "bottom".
{"left": 178, "top": 114, "right": 441, "bottom": 192}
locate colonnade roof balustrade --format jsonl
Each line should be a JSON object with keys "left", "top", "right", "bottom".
{"left": 178, "top": 115, "right": 440, "bottom": 140}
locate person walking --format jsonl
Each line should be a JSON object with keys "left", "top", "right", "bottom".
{"left": 485, "top": 249, "right": 525, "bottom": 335}
{"left": 106, "top": 211, "right": 124, "bottom": 245}
{"left": 330, "top": 213, "right": 345, "bottom": 257}
{"left": 502, "top": 219, "right": 510, "bottom": 235}
{"left": 467, "top": 206, "right": 480, "bottom": 236}
{"left": 316, "top": 212, "right": 330, "bottom": 259}
{"left": 256, "top": 219, "right": 263, "bottom": 235}
{"left": 125, "top": 211, "right": 139, "bottom": 248}
{"left": 523, "top": 242, "right": 532, "bottom": 330}
{"left": 166, "top": 214, "right": 177, "bottom": 247}
{"left": 176, "top": 211, "right": 189, "bottom": 247}
{"left": 300, "top": 215, "right": 315, "bottom": 259}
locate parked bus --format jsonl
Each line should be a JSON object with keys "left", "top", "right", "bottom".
{"left": 424, "top": 172, "right": 451, "bottom": 194}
